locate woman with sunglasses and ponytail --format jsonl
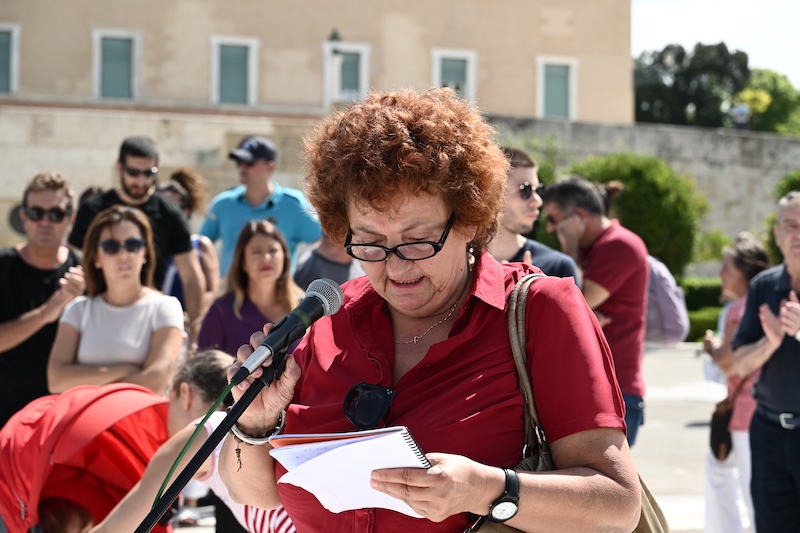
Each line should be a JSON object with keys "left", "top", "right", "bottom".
{"left": 48, "top": 205, "right": 185, "bottom": 396}
{"left": 221, "top": 89, "right": 640, "bottom": 533}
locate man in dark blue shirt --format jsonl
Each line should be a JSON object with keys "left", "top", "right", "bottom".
{"left": 733, "top": 191, "right": 800, "bottom": 532}
{"left": 488, "top": 147, "right": 579, "bottom": 283}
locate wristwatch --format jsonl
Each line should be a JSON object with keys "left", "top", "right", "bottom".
{"left": 487, "top": 468, "right": 520, "bottom": 523}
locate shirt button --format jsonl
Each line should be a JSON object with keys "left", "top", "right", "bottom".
{"left": 423, "top": 364, "right": 432, "bottom": 370}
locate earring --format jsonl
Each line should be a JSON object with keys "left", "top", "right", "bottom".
{"left": 94, "top": 263, "right": 100, "bottom": 269}
{"left": 143, "top": 258, "right": 147, "bottom": 264}
{"left": 467, "top": 245, "right": 476, "bottom": 272}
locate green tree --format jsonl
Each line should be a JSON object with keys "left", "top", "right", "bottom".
{"left": 635, "top": 43, "right": 750, "bottom": 128}
{"left": 744, "top": 69, "right": 800, "bottom": 134}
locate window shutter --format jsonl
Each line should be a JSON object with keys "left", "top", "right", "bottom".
{"left": 0, "top": 31, "right": 10, "bottom": 93}
{"left": 101, "top": 37, "right": 133, "bottom": 98}
{"left": 339, "top": 51, "right": 360, "bottom": 100}
{"left": 441, "top": 58, "right": 467, "bottom": 95}
{"left": 544, "top": 64, "right": 570, "bottom": 118}
{"left": 219, "top": 44, "right": 249, "bottom": 104}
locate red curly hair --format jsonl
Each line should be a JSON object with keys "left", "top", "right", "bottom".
{"left": 303, "top": 88, "right": 508, "bottom": 253}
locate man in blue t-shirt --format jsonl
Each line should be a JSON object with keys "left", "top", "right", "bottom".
{"left": 488, "top": 147, "right": 579, "bottom": 283}
{"left": 200, "top": 136, "right": 322, "bottom": 277}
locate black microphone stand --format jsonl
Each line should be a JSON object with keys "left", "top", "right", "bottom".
{"left": 133, "top": 355, "right": 286, "bottom": 533}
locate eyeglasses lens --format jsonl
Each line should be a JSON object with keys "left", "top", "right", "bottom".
{"left": 519, "top": 183, "right": 533, "bottom": 200}
{"left": 125, "top": 166, "right": 158, "bottom": 178}
{"left": 343, "top": 382, "right": 396, "bottom": 430}
{"left": 100, "top": 238, "right": 145, "bottom": 255}
{"left": 25, "top": 207, "right": 70, "bottom": 222}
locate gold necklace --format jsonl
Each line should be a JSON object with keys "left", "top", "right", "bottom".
{"left": 394, "top": 299, "right": 460, "bottom": 345}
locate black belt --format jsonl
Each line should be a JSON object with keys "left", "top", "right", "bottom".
{"left": 757, "top": 404, "right": 800, "bottom": 429}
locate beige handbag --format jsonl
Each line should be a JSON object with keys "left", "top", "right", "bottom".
{"left": 473, "top": 274, "right": 669, "bottom": 533}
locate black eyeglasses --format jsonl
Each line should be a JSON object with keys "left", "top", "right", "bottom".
{"left": 344, "top": 212, "right": 456, "bottom": 262}
{"left": 123, "top": 165, "right": 158, "bottom": 178}
{"left": 99, "top": 238, "right": 146, "bottom": 255}
{"left": 343, "top": 382, "right": 396, "bottom": 430}
{"left": 519, "top": 182, "right": 545, "bottom": 201}
{"left": 23, "top": 206, "right": 72, "bottom": 223}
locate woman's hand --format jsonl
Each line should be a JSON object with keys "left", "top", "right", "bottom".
{"left": 228, "top": 324, "right": 301, "bottom": 436}
{"left": 703, "top": 329, "right": 717, "bottom": 355}
{"left": 369, "top": 453, "right": 501, "bottom": 522}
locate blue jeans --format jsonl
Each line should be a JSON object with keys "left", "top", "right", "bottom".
{"left": 750, "top": 409, "right": 800, "bottom": 532}
{"left": 623, "top": 393, "right": 644, "bottom": 446}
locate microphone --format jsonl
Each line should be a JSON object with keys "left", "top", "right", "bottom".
{"left": 231, "top": 278, "right": 344, "bottom": 384}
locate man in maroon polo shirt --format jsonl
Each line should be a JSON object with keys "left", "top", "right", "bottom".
{"left": 542, "top": 175, "right": 649, "bottom": 445}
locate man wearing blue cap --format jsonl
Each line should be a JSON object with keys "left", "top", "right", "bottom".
{"left": 200, "top": 136, "right": 322, "bottom": 277}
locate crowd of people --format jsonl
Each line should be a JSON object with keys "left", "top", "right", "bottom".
{"left": 0, "top": 86, "right": 797, "bottom": 533}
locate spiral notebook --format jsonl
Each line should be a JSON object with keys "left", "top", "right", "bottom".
{"left": 269, "top": 426, "right": 430, "bottom": 517}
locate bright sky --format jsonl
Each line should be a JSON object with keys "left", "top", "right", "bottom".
{"left": 632, "top": 0, "right": 799, "bottom": 87}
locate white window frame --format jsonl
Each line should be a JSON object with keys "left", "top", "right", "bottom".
{"left": 536, "top": 56, "right": 578, "bottom": 120}
{"left": 92, "top": 28, "right": 141, "bottom": 100}
{"left": 322, "top": 41, "right": 370, "bottom": 108}
{"left": 0, "top": 23, "right": 21, "bottom": 93}
{"left": 431, "top": 48, "right": 477, "bottom": 102}
{"left": 210, "top": 35, "right": 259, "bottom": 105}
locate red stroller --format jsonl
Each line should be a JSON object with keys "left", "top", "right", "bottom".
{"left": 0, "top": 384, "right": 171, "bottom": 533}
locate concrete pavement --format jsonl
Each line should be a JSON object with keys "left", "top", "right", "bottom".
{"left": 633, "top": 343, "right": 746, "bottom": 533}
{"left": 177, "top": 342, "right": 728, "bottom": 533}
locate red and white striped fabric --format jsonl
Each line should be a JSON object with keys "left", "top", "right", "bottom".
{"left": 244, "top": 505, "right": 296, "bottom": 533}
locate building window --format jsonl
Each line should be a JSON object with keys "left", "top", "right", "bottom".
{"left": 432, "top": 49, "right": 477, "bottom": 102}
{"left": 323, "top": 41, "right": 370, "bottom": 107}
{"left": 537, "top": 57, "right": 578, "bottom": 120}
{"left": 211, "top": 36, "right": 259, "bottom": 105}
{"left": 93, "top": 30, "right": 140, "bottom": 99}
{"left": 0, "top": 24, "right": 21, "bottom": 93}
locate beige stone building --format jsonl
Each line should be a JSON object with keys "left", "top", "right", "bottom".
{"left": 0, "top": 0, "right": 633, "bottom": 245}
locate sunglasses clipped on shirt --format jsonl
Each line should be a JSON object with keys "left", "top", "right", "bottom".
{"left": 24, "top": 206, "right": 72, "bottom": 223}
{"left": 519, "top": 181, "right": 545, "bottom": 201}
{"left": 123, "top": 165, "right": 159, "bottom": 178}
{"left": 99, "top": 238, "right": 146, "bottom": 255}
{"left": 343, "top": 382, "right": 397, "bottom": 430}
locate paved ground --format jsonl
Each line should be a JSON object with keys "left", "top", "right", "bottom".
{"left": 175, "top": 343, "right": 739, "bottom": 533}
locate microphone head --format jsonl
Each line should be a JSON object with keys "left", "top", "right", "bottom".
{"left": 306, "top": 278, "right": 344, "bottom": 316}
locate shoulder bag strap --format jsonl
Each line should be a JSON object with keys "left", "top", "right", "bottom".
{"left": 507, "top": 273, "right": 554, "bottom": 470}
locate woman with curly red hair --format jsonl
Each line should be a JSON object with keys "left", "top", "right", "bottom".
{"left": 220, "top": 88, "right": 640, "bottom": 532}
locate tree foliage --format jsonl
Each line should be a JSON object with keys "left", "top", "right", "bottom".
{"left": 743, "top": 69, "right": 800, "bottom": 134}
{"left": 635, "top": 43, "right": 750, "bottom": 127}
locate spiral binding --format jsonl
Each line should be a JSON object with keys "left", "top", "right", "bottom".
{"left": 402, "top": 427, "right": 431, "bottom": 467}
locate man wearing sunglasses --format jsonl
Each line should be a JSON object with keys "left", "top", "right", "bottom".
{"left": 68, "top": 136, "right": 204, "bottom": 342}
{"left": 200, "top": 135, "right": 322, "bottom": 277}
{"left": 488, "top": 148, "right": 578, "bottom": 283}
{"left": 0, "top": 172, "right": 85, "bottom": 429}
{"left": 541, "top": 175, "right": 649, "bottom": 446}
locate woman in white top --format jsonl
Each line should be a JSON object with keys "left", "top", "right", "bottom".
{"left": 48, "top": 205, "right": 185, "bottom": 395}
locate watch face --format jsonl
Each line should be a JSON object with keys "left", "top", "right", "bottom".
{"left": 491, "top": 501, "right": 518, "bottom": 521}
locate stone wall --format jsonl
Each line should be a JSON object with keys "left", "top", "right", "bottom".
{"left": 0, "top": 104, "right": 320, "bottom": 246}
{"left": 489, "top": 116, "right": 800, "bottom": 242}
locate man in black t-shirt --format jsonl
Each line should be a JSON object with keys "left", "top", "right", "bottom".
{"left": 69, "top": 136, "right": 204, "bottom": 341}
{"left": 488, "top": 147, "right": 579, "bottom": 283}
{"left": 0, "top": 172, "right": 84, "bottom": 428}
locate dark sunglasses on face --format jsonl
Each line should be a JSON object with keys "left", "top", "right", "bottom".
{"left": 123, "top": 165, "right": 158, "bottom": 178}
{"left": 24, "top": 206, "right": 72, "bottom": 223}
{"left": 99, "top": 238, "right": 146, "bottom": 255}
{"left": 519, "top": 181, "right": 545, "bottom": 201}
{"left": 343, "top": 382, "right": 396, "bottom": 430}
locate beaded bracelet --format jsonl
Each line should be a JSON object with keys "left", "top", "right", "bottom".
{"left": 228, "top": 409, "right": 286, "bottom": 470}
